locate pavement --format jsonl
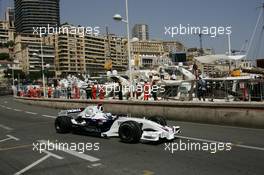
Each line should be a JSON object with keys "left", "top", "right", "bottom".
{"left": 0, "top": 95, "right": 264, "bottom": 175}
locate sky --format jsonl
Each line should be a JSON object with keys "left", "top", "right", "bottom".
{"left": 1, "top": 0, "right": 264, "bottom": 58}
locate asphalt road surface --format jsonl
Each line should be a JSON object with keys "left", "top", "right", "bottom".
{"left": 0, "top": 96, "right": 264, "bottom": 175}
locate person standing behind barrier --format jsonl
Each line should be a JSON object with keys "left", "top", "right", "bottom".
{"left": 209, "top": 81, "right": 216, "bottom": 102}
{"left": 86, "top": 84, "right": 92, "bottom": 99}
{"left": 36, "top": 87, "right": 41, "bottom": 98}
{"left": 135, "top": 83, "right": 141, "bottom": 99}
{"left": 160, "top": 68, "right": 165, "bottom": 80}
{"left": 198, "top": 76, "right": 206, "bottom": 101}
{"left": 48, "top": 87, "right": 52, "bottom": 98}
{"left": 92, "top": 84, "right": 97, "bottom": 99}
{"left": 32, "top": 87, "right": 37, "bottom": 98}
{"left": 118, "top": 81, "right": 123, "bottom": 100}
{"left": 144, "top": 81, "right": 150, "bottom": 100}
{"left": 193, "top": 62, "right": 199, "bottom": 79}
{"left": 99, "top": 85, "right": 105, "bottom": 100}
{"left": 29, "top": 86, "right": 33, "bottom": 97}
{"left": 152, "top": 81, "right": 158, "bottom": 101}
{"left": 53, "top": 87, "right": 59, "bottom": 98}
{"left": 67, "top": 86, "right": 71, "bottom": 99}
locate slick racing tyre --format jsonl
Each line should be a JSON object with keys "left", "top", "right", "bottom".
{"left": 148, "top": 116, "right": 167, "bottom": 126}
{"left": 118, "top": 121, "right": 142, "bottom": 143}
{"left": 55, "top": 116, "right": 72, "bottom": 133}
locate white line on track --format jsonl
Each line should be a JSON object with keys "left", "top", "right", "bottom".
{"left": 14, "top": 150, "right": 63, "bottom": 175}
{"left": 0, "top": 135, "right": 19, "bottom": 143}
{"left": 87, "top": 163, "right": 103, "bottom": 168}
{"left": 38, "top": 140, "right": 100, "bottom": 162}
{"left": 25, "top": 111, "right": 37, "bottom": 115}
{"left": 6, "top": 107, "right": 11, "bottom": 110}
{"left": 177, "top": 135, "right": 264, "bottom": 152}
{"left": 0, "top": 124, "right": 13, "bottom": 131}
{"left": 41, "top": 115, "right": 56, "bottom": 119}
{"left": 92, "top": 163, "right": 102, "bottom": 167}
{"left": 13, "top": 109, "right": 22, "bottom": 112}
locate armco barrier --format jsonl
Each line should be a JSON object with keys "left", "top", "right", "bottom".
{"left": 15, "top": 97, "right": 264, "bottom": 129}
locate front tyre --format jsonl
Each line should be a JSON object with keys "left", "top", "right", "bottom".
{"left": 55, "top": 116, "right": 72, "bottom": 133}
{"left": 118, "top": 121, "right": 142, "bottom": 143}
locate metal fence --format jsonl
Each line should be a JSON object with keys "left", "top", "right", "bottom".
{"left": 160, "top": 79, "right": 264, "bottom": 102}
{"left": 15, "top": 79, "right": 264, "bottom": 102}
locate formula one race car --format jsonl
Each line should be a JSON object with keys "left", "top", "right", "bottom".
{"left": 55, "top": 105, "right": 180, "bottom": 143}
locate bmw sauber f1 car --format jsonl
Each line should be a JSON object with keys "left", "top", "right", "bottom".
{"left": 55, "top": 105, "right": 180, "bottom": 143}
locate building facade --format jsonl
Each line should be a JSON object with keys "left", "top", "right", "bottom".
{"left": 162, "top": 41, "right": 185, "bottom": 53}
{"left": 21, "top": 44, "right": 55, "bottom": 74}
{"left": 14, "top": 0, "right": 60, "bottom": 34}
{"left": 132, "top": 24, "right": 149, "bottom": 41}
{"left": 131, "top": 40, "right": 165, "bottom": 57}
{"left": 0, "top": 21, "right": 10, "bottom": 44}
{"left": 44, "top": 25, "right": 128, "bottom": 76}
{"left": 0, "top": 8, "right": 15, "bottom": 44}
{"left": 140, "top": 56, "right": 172, "bottom": 69}
{"left": 14, "top": 34, "right": 55, "bottom": 73}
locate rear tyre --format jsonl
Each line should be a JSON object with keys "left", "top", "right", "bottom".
{"left": 118, "top": 121, "right": 142, "bottom": 143}
{"left": 148, "top": 116, "right": 167, "bottom": 126}
{"left": 55, "top": 116, "right": 72, "bottom": 133}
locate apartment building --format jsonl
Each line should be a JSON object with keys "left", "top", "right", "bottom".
{"left": 132, "top": 24, "right": 149, "bottom": 41}
{"left": 44, "top": 25, "right": 128, "bottom": 76}
{"left": 14, "top": 34, "right": 55, "bottom": 74}
{"left": 0, "top": 8, "right": 15, "bottom": 44}
{"left": 131, "top": 40, "right": 165, "bottom": 57}
{"left": 162, "top": 41, "right": 186, "bottom": 53}
{"left": 21, "top": 44, "right": 55, "bottom": 74}
{"left": 14, "top": 0, "right": 60, "bottom": 34}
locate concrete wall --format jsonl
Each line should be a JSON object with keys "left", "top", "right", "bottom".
{"left": 15, "top": 97, "right": 264, "bottom": 129}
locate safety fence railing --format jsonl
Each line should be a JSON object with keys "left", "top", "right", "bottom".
{"left": 14, "top": 79, "right": 264, "bottom": 102}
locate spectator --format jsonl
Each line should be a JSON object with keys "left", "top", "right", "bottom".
{"left": 152, "top": 81, "right": 158, "bottom": 101}
{"left": 92, "top": 84, "right": 97, "bottom": 99}
{"left": 144, "top": 81, "right": 150, "bottom": 100}
{"left": 86, "top": 84, "right": 92, "bottom": 99}
{"left": 209, "top": 81, "right": 216, "bottom": 102}
{"left": 99, "top": 85, "right": 105, "bottom": 100}
{"left": 135, "top": 83, "right": 141, "bottom": 99}
{"left": 160, "top": 68, "right": 165, "bottom": 80}
{"left": 36, "top": 88, "right": 41, "bottom": 98}
{"left": 29, "top": 86, "right": 33, "bottom": 97}
{"left": 32, "top": 87, "right": 37, "bottom": 98}
{"left": 193, "top": 62, "right": 199, "bottom": 79}
{"left": 118, "top": 81, "right": 123, "bottom": 100}
{"left": 198, "top": 76, "right": 206, "bottom": 101}
{"left": 48, "top": 87, "right": 52, "bottom": 98}
{"left": 53, "top": 87, "right": 60, "bottom": 98}
{"left": 74, "top": 86, "right": 80, "bottom": 99}
{"left": 67, "top": 86, "right": 71, "bottom": 99}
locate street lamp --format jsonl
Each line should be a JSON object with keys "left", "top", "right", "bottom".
{"left": 113, "top": 0, "right": 133, "bottom": 100}
{"left": 40, "top": 39, "right": 46, "bottom": 97}
{"left": 33, "top": 40, "right": 46, "bottom": 97}
{"left": 45, "top": 64, "right": 50, "bottom": 86}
